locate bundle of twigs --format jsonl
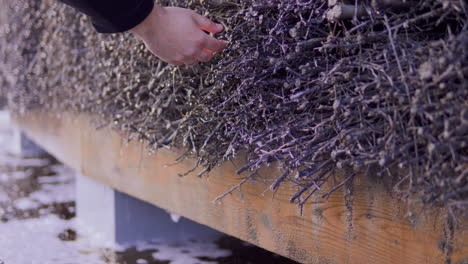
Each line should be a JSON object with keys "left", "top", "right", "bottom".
{"left": 1, "top": 0, "right": 467, "bottom": 216}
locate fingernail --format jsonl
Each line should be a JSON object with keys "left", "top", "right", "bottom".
{"left": 216, "top": 23, "right": 223, "bottom": 30}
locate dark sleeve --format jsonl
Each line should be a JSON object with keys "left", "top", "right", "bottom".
{"left": 58, "top": 0, "right": 154, "bottom": 33}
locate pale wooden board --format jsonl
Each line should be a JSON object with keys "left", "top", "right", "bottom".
{"left": 13, "top": 111, "right": 467, "bottom": 264}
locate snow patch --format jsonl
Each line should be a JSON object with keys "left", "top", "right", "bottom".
{"left": 14, "top": 197, "right": 40, "bottom": 210}
{"left": 38, "top": 174, "right": 72, "bottom": 184}
{"left": 0, "top": 215, "right": 104, "bottom": 264}
{"left": 151, "top": 240, "right": 231, "bottom": 264}
{"left": 28, "top": 164, "right": 75, "bottom": 205}
{"left": 170, "top": 213, "right": 182, "bottom": 223}
{"left": 0, "top": 155, "right": 50, "bottom": 168}
{"left": 29, "top": 179, "right": 74, "bottom": 204}
{"left": 0, "top": 111, "right": 11, "bottom": 131}
{"left": 0, "top": 192, "right": 8, "bottom": 203}
{"left": 0, "top": 170, "right": 33, "bottom": 182}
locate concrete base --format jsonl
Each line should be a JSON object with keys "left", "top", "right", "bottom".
{"left": 11, "top": 130, "right": 49, "bottom": 157}
{"left": 1, "top": 111, "right": 47, "bottom": 157}
{"left": 76, "top": 173, "right": 223, "bottom": 245}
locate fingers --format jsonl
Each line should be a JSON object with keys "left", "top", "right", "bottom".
{"left": 181, "top": 13, "right": 227, "bottom": 65}
{"left": 193, "top": 14, "right": 223, "bottom": 33}
{"left": 171, "top": 61, "right": 184, "bottom": 66}
{"left": 202, "top": 35, "right": 228, "bottom": 53}
{"left": 169, "top": 55, "right": 200, "bottom": 66}
{"left": 159, "top": 55, "right": 182, "bottom": 66}
{"left": 179, "top": 34, "right": 226, "bottom": 65}
{"left": 166, "top": 12, "right": 228, "bottom": 66}
{"left": 166, "top": 38, "right": 226, "bottom": 65}
{"left": 184, "top": 57, "right": 198, "bottom": 66}
{"left": 197, "top": 49, "right": 214, "bottom": 62}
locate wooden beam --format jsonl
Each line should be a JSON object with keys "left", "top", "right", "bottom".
{"left": 13, "top": 111, "right": 467, "bottom": 263}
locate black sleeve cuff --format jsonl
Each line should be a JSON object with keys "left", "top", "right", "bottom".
{"left": 91, "top": 0, "right": 154, "bottom": 34}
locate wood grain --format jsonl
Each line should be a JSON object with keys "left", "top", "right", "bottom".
{"left": 13, "top": 111, "right": 467, "bottom": 264}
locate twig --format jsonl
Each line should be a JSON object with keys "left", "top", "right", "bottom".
{"left": 212, "top": 172, "right": 256, "bottom": 202}
{"left": 269, "top": 169, "right": 291, "bottom": 191}
{"left": 322, "top": 172, "right": 356, "bottom": 198}
{"left": 326, "top": 4, "right": 368, "bottom": 21}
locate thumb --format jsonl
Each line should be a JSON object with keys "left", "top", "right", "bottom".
{"left": 194, "top": 14, "right": 223, "bottom": 33}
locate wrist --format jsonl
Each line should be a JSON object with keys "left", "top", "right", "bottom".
{"left": 130, "top": 4, "right": 165, "bottom": 38}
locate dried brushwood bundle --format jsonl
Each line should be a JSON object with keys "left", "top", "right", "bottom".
{"left": 0, "top": 0, "right": 467, "bottom": 215}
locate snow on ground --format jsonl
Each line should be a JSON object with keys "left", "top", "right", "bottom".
{"left": 0, "top": 155, "right": 51, "bottom": 168}
{"left": 13, "top": 197, "right": 40, "bottom": 211}
{"left": 0, "top": 191, "right": 7, "bottom": 203}
{"left": 0, "top": 213, "right": 233, "bottom": 264}
{"left": 0, "top": 215, "right": 104, "bottom": 264}
{"left": 150, "top": 241, "right": 232, "bottom": 264}
{"left": 29, "top": 166, "right": 75, "bottom": 205}
{"left": 0, "top": 170, "right": 34, "bottom": 182}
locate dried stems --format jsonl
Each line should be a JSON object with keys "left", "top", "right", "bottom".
{"left": 0, "top": 0, "right": 467, "bottom": 215}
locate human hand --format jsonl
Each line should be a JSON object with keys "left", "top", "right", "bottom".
{"left": 130, "top": 5, "right": 227, "bottom": 66}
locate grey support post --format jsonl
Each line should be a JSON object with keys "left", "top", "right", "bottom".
{"left": 3, "top": 111, "right": 48, "bottom": 158}
{"left": 11, "top": 130, "right": 49, "bottom": 158}
{"left": 76, "top": 173, "right": 222, "bottom": 245}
